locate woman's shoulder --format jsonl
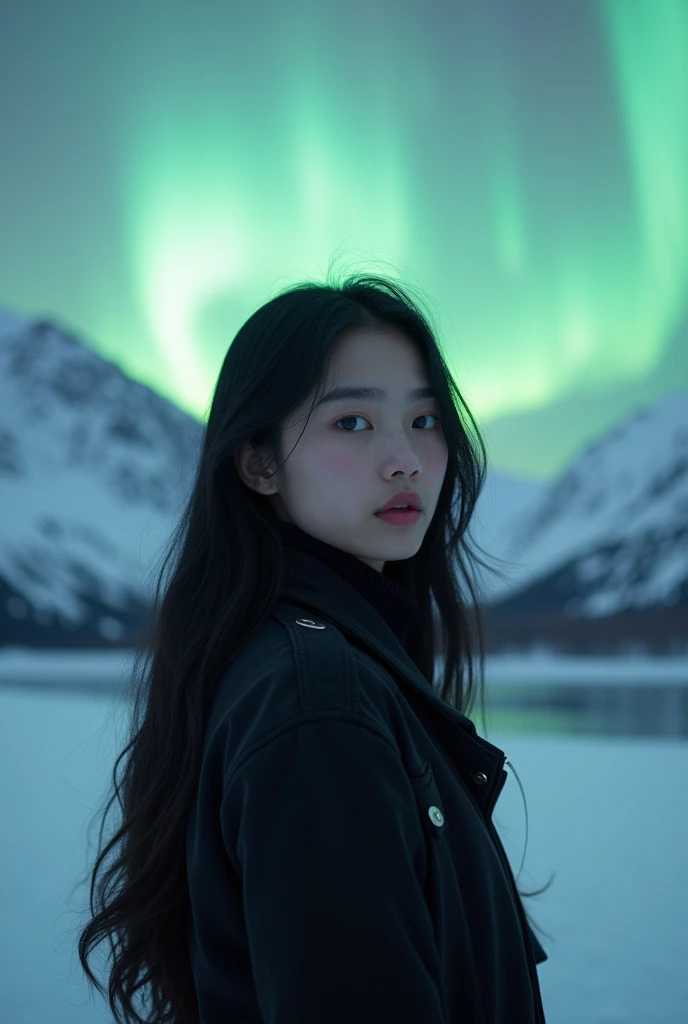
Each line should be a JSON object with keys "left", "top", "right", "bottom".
{"left": 203, "top": 602, "right": 404, "bottom": 782}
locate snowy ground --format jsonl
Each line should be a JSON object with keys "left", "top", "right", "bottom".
{"left": 1, "top": 657, "right": 687, "bottom": 1023}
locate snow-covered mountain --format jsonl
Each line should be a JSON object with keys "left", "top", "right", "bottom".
{"left": 482, "top": 392, "right": 688, "bottom": 619}
{"left": 467, "top": 468, "right": 548, "bottom": 596}
{"left": 0, "top": 310, "right": 203, "bottom": 647}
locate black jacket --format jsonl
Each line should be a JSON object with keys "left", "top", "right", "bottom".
{"left": 186, "top": 528, "right": 548, "bottom": 1023}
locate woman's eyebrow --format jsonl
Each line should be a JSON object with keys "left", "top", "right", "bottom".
{"left": 317, "top": 384, "right": 435, "bottom": 406}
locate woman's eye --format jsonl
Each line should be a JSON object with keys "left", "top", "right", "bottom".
{"left": 334, "top": 413, "right": 440, "bottom": 432}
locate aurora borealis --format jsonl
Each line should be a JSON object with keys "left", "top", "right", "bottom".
{"left": 1, "top": 0, "right": 686, "bottom": 478}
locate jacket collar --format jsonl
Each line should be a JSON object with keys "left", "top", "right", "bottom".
{"left": 279, "top": 547, "right": 508, "bottom": 798}
{"left": 275, "top": 519, "right": 423, "bottom": 644}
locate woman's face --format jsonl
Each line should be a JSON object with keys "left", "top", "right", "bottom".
{"left": 238, "top": 326, "right": 449, "bottom": 572}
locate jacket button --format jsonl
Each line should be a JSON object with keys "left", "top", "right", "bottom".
{"left": 294, "top": 618, "right": 326, "bottom": 630}
{"left": 428, "top": 805, "right": 444, "bottom": 827}
{"left": 470, "top": 771, "right": 488, "bottom": 785}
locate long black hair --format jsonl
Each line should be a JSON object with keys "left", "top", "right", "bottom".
{"left": 75, "top": 268, "right": 553, "bottom": 1023}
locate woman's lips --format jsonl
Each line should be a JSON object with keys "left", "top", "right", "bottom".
{"left": 375, "top": 507, "right": 421, "bottom": 525}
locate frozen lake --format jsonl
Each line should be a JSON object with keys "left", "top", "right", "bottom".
{"left": 1, "top": 652, "right": 687, "bottom": 1022}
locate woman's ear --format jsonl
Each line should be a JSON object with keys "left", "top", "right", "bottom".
{"left": 234, "top": 442, "right": 278, "bottom": 496}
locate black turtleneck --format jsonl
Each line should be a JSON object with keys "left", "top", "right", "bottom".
{"left": 275, "top": 520, "right": 423, "bottom": 647}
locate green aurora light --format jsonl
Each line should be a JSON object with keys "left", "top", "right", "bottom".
{"left": 1, "top": 0, "right": 686, "bottom": 477}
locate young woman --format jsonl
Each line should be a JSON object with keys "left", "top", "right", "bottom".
{"left": 77, "top": 272, "right": 553, "bottom": 1023}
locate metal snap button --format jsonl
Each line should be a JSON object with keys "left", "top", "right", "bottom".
{"left": 470, "top": 771, "right": 488, "bottom": 785}
{"left": 428, "top": 805, "right": 444, "bottom": 827}
{"left": 294, "top": 618, "right": 326, "bottom": 630}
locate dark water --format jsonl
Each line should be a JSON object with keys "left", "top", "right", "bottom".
{"left": 478, "top": 682, "right": 688, "bottom": 738}
{"left": 1, "top": 674, "right": 687, "bottom": 739}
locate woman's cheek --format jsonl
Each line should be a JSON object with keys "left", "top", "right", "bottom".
{"left": 316, "top": 449, "right": 360, "bottom": 476}
{"left": 427, "top": 447, "right": 448, "bottom": 470}
{"left": 424, "top": 446, "right": 449, "bottom": 484}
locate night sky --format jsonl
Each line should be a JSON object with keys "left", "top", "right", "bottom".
{"left": 2, "top": 0, "right": 686, "bottom": 478}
